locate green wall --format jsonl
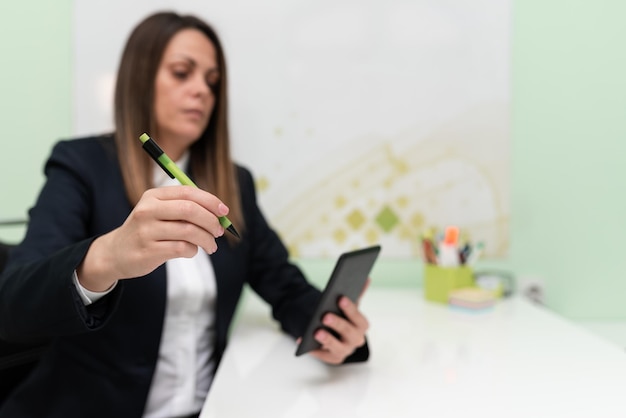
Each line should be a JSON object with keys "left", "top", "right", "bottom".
{"left": 512, "top": 0, "right": 626, "bottom": 319}
{"left": 1, "top": 1, "right": 625, "bottom": 320}
{"left": 0, "top": 1, "right": 72, "bottom": 242}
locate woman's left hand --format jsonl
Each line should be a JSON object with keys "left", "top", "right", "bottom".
{"left": 307, "top": 279, "right": 370, "bottom": 365}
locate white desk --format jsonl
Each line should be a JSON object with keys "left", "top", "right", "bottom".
{"left": 201, "top": 288, "right": 626, "bottom": 418}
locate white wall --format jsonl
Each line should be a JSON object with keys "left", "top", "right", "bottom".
{"left": 73, "top": 0, "right": 511, "bottom": 258}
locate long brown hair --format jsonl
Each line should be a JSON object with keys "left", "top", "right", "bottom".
{"left": 114, "top": 11, "right": 243, "bottom": 241}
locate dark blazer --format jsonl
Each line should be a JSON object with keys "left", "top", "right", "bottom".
{"left": 0, "top": 135, "right": 368, "bottom": 418}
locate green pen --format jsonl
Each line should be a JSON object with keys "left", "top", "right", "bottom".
{"left": 139, "top": 133, "right": 240, "bottom": 239}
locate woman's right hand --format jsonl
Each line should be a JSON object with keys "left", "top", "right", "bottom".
{"left": 76, "top": 186, "right": 228, "bottom": 291}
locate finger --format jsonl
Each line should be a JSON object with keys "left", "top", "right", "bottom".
{"left": 139, "top": 198, "right": 225, "bottom": 238}
{"left": 111, "top": 239, "right": 199, "bottom": 280}
{"left": 322, "top": 312, "right": 366, "bottom": 348}
{"left": 151, "top": 239, "right": 202, "bottom": 260}
{"left": 148, "top": 185, "right": 229, "bottom": 217}
{"left": 309, "top": 329, "right": 351, "bottom": 365}
{"left": 155, "top": 220, "right": 219, "bottom": 254}
{"left": 129, "top": 203, "right": 220, "bottom": 254}
{"left": 308, "top": 348, "right": 344, "bottom": 365}
{"left": 338, "top": 297, "right": 370, "bottom": 333}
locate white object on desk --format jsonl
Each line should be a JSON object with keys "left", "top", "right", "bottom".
{"left": 201, "top": 288, "right": 626, "bottom": 418}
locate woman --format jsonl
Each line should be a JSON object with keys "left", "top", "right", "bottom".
{"left": 0, "top": 11, "right": 369, "bottom": 418}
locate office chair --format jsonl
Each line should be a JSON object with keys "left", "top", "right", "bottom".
{"left": 0, "top": 241, "right": 48, "bottom": 404}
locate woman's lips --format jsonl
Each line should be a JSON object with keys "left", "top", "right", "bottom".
{"left": 183, "top": 109, "right": 205, "bottom": 119}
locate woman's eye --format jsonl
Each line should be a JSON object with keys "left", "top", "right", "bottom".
{"left": 206, "top": 72, "right": 220, "bottom": 87}
{"left": 173, "top": 70, "right": 188, "bottom": 80}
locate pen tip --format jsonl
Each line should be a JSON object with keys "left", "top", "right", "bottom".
{"left": 139, "top": 133, "right": 150, "bottom": 143}
{"left": 227, "top": 225, "right": 240, "bottom": 239}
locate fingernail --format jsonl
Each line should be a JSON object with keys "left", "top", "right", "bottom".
{"left": 339, "top": 297, "right": 349, "bottom": 308}
{"left": 323, "top": 315, "right": 334, "bottom": 325}
{"left": 218, "top": 203, "right": 229, "bottom": 215}
{"left": 315, "top": 330, "right": 327, "bottom": 342}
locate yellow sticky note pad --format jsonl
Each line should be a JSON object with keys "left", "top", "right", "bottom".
{"left": 448, "top": 287, "right": 496, "bottom": 310}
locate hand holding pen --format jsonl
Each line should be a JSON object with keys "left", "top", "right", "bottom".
{"left": 74, "top": 134, "right": 238, "bottom": 292}
{"left": 140, "top": 133, "right": 239, "bottom": 238}
{"left": 76, "top": 185, "right": 231, "bottom": 291}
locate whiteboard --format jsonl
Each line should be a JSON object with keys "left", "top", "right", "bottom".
{"left": 73, "top": 0, "right": 510, "bottom": 258}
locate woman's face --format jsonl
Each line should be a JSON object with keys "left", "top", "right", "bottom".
{"left": 153, "top": 28, "right": 219, "bottom": 158}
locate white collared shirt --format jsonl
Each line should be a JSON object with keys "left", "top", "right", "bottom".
{"left": 75, "top": 152, "right": 218, "bottom": 417}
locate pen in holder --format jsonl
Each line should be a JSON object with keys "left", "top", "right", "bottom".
{"left": 420, "top": 226, "right": 478, "bottom": 303}
{"left": 423, "top": 264, "right": 474, "bottom": 303}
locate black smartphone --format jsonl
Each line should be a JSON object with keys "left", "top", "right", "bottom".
{"left": 295, "top": 245, "right": 381, "bottom": 356}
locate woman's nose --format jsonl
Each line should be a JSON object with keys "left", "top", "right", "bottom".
{"left": 191, "top": 74, "right": 211, "bottom": 97}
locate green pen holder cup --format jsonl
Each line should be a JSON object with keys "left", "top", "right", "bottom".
{"left": 423, "top": 265, "right": 474, "bottom": 303}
